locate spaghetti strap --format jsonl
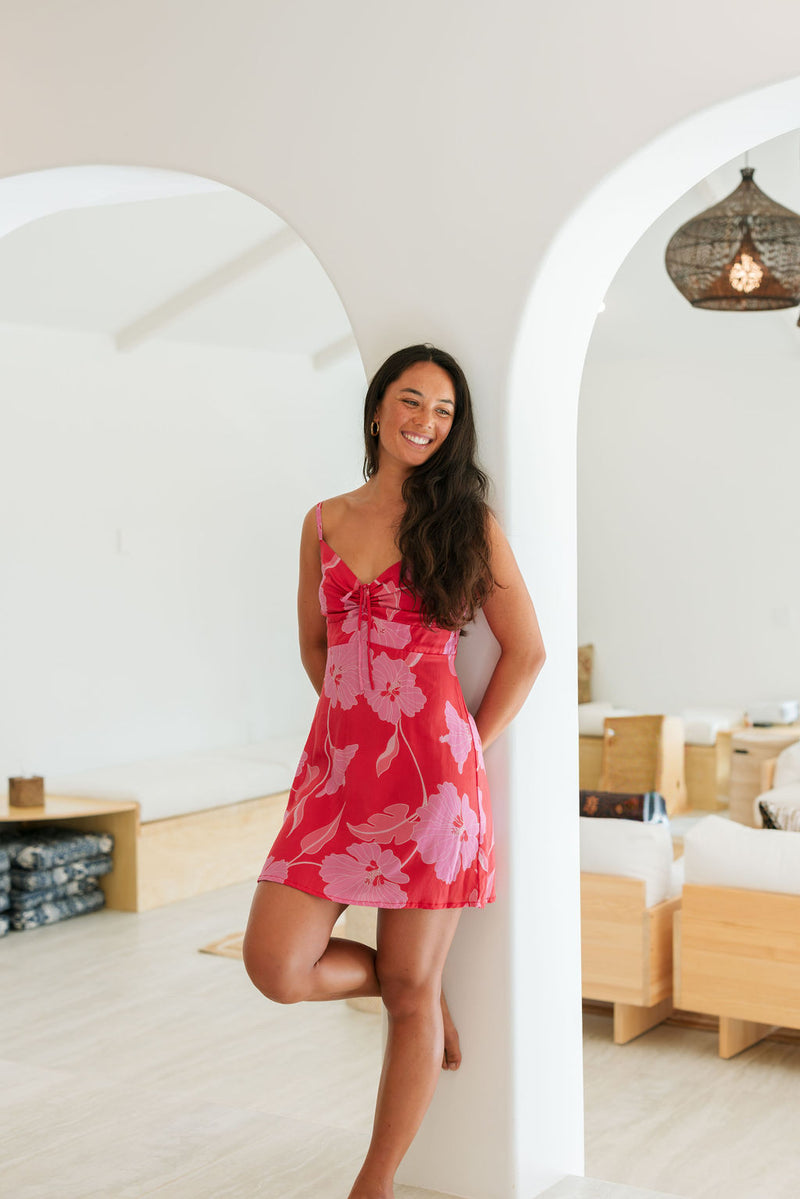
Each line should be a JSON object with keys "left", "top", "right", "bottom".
{"left": 315, "top": 501, "right": 324, "bottom": 542}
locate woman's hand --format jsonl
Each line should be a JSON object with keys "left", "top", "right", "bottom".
{"left": 472, "top": 514, "right": 546, "bottom": 751}
{"left": 297, "top": 507, "right": 328, "bottom": 695}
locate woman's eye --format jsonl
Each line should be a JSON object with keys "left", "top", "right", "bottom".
{"left": 402, "top": 398, "right": 418, "bottom": 407}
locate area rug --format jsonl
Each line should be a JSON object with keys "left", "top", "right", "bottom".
{"left": 199, "top": 931, "right": 244, "bottom": 959}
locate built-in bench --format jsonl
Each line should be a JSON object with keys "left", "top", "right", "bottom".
{"left": 46, "top": 736, "right": 305, "bottom": 911}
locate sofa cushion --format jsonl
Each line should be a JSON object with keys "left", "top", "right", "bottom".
{"left": 683, "top": 814, "right": 800, "bottom": 894}
{"left": 46, "top": 735, "right": 307, "bottom": 823}
{"left": 679, "top": 707, "right": 745, "bottom": 746}
{"left": 774, "top": 741, "right": 800, "bottom": 788}
{"left": 580, "top": 816, "right": 675, "bottom": 907}
{"left": 578, "top": 702, "right": 636, "bottom": 738}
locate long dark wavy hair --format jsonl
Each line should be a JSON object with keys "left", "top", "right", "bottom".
{"left": 363, "top": 344, "right": 496, "bottom": 629}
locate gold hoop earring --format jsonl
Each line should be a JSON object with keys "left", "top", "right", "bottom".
{"left": 370, "top": 419, "right": 380, "bottom": 437}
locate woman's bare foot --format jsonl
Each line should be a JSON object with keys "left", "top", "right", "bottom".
{"left": 441, "top": 991, "right": 461, "bottom": 1070}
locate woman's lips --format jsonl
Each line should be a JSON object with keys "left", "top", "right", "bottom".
{"left": 402, "top": 431, "right": 432, "bottom": 447}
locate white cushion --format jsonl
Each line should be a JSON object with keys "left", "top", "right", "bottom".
{"left": 679, "top": 707, "right": 745, "bottom": 746}
{"left": 578, "top": 702, "right": 637, "bottom": 738}
{"left": 683, "top": 814, "right": 800, "bottom": 895}
{"left": 47, "top": 735, "right": 307, "bottom": 823}
{"left": 774, "top": 741, "right": 800, "bottom": 788}
{"left": 579, "top": 816, "right": 675, "bottom": 907}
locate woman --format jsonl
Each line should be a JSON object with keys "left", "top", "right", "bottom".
{"left": 243, "top": 344, "right": 545, "bottom": 1199}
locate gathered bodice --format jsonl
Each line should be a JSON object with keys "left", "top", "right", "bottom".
{"left": 319, "top": 538, "right": 458, "bottom": 688}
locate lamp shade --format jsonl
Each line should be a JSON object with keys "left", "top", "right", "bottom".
{"left": 665, "top": 167, "right": 800, "bottom": 310}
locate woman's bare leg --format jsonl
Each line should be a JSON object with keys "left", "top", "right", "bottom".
{"left": 348, "top": 906, "right": 462, "bottom": 1199}
{"left": 242, "top": 881, "right": 379, "bottom": 1002}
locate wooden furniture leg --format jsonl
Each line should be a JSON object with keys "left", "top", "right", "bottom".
{"left": 614, "top": 997, "right": 674, "bottom": 1044}
{"left": 719, "top": 1017, "right": 778, "bottom": 1059}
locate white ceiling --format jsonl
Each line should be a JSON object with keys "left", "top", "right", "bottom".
{"left": 0, "top": 176, "right": 356, "bottom": 362}
{"left": 587, "top": 127, "right": 800, "bottom": 364}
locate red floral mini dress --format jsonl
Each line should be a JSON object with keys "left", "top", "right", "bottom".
{"left": 258, "top": 502, "right": 495, "bottom": 909}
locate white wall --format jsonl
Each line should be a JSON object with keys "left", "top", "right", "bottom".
{"left": 579, "top": 134, "right": 800, "bottom": 714}
{"left": 0, "top": 324, "right": 364, "bottom": 779}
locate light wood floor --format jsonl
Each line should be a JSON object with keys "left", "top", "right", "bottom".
{"left": 2, "top": 880, "right": 797, "bottom": 1198}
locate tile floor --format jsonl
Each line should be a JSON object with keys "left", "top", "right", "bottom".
{"left": 2, "top": 879, "right": 798, "bottom": 1198}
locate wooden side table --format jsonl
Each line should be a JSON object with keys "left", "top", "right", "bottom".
{"left": 728, "top": 725, "right": 800, "bottom": 826}
{"left": 1, "top": 794, "right": 140, "bottom": 911}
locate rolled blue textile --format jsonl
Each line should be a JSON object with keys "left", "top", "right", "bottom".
{"left": 0, "top": 873, "right": 10, "bottom": 893}
{"left": 10, "top": 855, "right": 113, "bottom": 892}
{"left": 10, "top": 888, "right": 105, "bottom": 930}
{"left": 10, "top": 879, "right": 100, "bottom": 913}
{"left": 0, "top": 891, "right": 9, "bottom": 913}
{"left": 0, "top": 913, "right": 9, "bottom": 936}
{"left": 0, "top": 827, "right": 114, "bottom": 870}
{"left": 0, "top": 848, "right": 9, "bottom": 872}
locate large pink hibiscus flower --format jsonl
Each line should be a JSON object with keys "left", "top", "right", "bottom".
{"left": 259, "top": 856, "right": 289, "bottom": 884}
{"left": 410, "top": 782, "right": 479, "bottom": 883}
{"left": 439, "top": 700, "right": 471, "bottom": 774}
{"left": 320, "top": 842, "right": 409, "bottom": 906}
{"left": 365, "top": 653, "right": 426, "bottom": 723}
{"left": 323, "top": 639, "right": 361, "bottom": 709}
{"left": 320, "top": 742, "right": 358, "bottom": 795}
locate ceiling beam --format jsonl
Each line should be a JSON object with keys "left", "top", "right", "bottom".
{"left": 114, "top": 225, "right": 300, "bottom": 351}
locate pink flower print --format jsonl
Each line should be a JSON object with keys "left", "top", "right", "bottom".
{"left": 443, "top": 630, "right": 459, "bottom": 676}
{"left": 372, "top": 615, "right": 412, "bottom": 649}
{"left": 293, "top": 750, "right": 308, "bottom": 783}
{"left": 318, "top": 577, "right": 328, "bottom": 616}
{"left": 320, "top": 842, "right": 409, "bottom": 906}
{"left": 260, "top": 856, "right": 289, "bottom": 884}
{"left": 320, "top": 743, "right": 358, "bottom": 795}
{"left": 439, "top": 700, "right": 471, "bottom": 774}
{"left": 411, "top": 782, "right": 479, "bottom": 884}
{"left": 365, "top": 653, "right": 426, "bottom": 723}
{"left": 323, "top": 639, "right": 361, "bottom": 709}
{"left": 468, "top": 714, "right": 485, "bottom": 772}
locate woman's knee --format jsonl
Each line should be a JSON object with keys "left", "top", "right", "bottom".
{"left": 376, "top": 962, "right": 441, "bottom": 1020}
{"left": 242, "top": 935, "right": 309, "bottom": 1004}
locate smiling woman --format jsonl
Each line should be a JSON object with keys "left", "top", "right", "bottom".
{"left": 243, "top": 342, "right": 546, "bottom": 1199}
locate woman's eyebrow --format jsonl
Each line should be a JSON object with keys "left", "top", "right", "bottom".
{"left": 399, "top": 388, "right": 454, "bottom": 405}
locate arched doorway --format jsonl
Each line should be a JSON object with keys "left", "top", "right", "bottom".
{"left": 497, "top": 73, "right": 800, "bottom": 1196}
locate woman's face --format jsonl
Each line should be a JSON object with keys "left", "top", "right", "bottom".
{"left": 374, "top": 361, "right": 456, "bottom": 470}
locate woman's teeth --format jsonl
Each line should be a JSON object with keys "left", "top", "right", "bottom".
{"left": 403, "top": 432, "right": 431, "bottom": 446}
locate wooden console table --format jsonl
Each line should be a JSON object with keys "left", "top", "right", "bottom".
{"left": 0, "top": 794, "right": 140, "bottom": 911}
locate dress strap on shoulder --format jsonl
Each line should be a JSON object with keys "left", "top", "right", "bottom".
{"left": 315, "top": 501, "right": 324, "bottom": 542}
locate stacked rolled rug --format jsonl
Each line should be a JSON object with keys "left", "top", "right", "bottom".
{"left": 0, "top": 827, "right": 114, "bottom": 931}
{"left": 0, "top": 847, "right": 10, "bottom": 936}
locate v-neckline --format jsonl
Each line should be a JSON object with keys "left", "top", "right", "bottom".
{"left": 320, "top": 536, "right": 401, "bottom": 588}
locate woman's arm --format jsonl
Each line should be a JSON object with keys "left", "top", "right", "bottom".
{"left": 297, "top": 507, "right": 328, "bottom": 695}
{"left": 471, "top": 514, "right": 546, "bottom": 751}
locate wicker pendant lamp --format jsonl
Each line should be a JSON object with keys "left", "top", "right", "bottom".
{"left": 665, "top": 167, "right": 800, "bottom": 311}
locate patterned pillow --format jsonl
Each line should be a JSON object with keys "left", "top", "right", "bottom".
{"left": 10, "top": 879, "right": 100, "bottom": 913}
{"left": 0, "top": 827, "right": 114, "bottom": 870}
{"left": 580, "top": 788, "right": 668, "bottom": 824}
{"left": 10, "top": 888, "right": 105, "bottom": 931}
{"left": 758, "top": 800, "right": 800, "bottom": 832}
{"left": 10, "top": 855, "right": 113, "bottom": 892}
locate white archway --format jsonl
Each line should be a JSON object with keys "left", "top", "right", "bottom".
{"left": 494, "top": 74, "right": 800, "bottom": 1196}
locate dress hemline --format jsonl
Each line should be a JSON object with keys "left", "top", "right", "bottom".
{"left": 257, "top": 875, "right": 496, "bottom": 911}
